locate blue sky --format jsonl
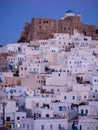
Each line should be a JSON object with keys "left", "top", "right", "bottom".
{"left": 0, "top": 0, "right": 98, "bottom": 46}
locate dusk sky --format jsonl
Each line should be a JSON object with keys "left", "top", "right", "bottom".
{"left": 0, "top": 0, "right": 98, "bottom": 46}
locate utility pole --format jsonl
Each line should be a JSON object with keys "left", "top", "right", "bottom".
{"left": 0, "top": 102, "right": 7, "bottom": 126}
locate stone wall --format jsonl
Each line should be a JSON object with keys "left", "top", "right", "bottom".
{"left": 18, "top": 15, "right": 98, "bottom": 42}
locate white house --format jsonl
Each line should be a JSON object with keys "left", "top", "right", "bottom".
{"left": 46, "top": 72, "right": 67, "bottom": 86}
{"left": 21, "top": 117, "right": 69, "bottom": 130}
{"left": 78, "top": 117, "right": 98, "bottom": 130}
{"left": 0, "top": 99, "right": 26, "bottom": 128}
{"left": 0, "top": 72, "right": 13, "bottom": 83}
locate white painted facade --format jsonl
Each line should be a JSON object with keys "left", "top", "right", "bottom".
{"left": 21, "top": 117, "right": 68, "bottom": 130}
{"left": 0, "top": 72, "right": 13, "bottom": 83}
{"left": 46, "top": 72, "right": 67, "bottom": 86}
{"left": 78, "top": 117, "right": 98, "bottom": 130}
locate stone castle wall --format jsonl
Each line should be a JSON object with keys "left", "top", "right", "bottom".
{"left": 18, "top": 15, "right": 98, "bottom": 42}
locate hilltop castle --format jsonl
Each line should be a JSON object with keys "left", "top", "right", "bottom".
{"left": 18, "top": 9, "right": 98, "bottom": 42}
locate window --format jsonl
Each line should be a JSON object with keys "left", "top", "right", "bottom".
{"left": 6, "top": 117, "right": 10, "bottom": 121}
{"left": 84, "top": 95, "right": 86, "bottom": 99}
{"left": 44, "top": 21, "right": 48, "bottom": 23}
{"left": 58, "top": 73, "right": 60, "bottom": 76}
{"left": 84, "top": 38, "right": 87, "bottom": 41}
{"left": 80, "top": 125, "right": 82, "bottom": 130}
{"left": 72, "top": 96, "right": 75, "bottom": 100}
{"left": 41, "top": 125, "right": 44, "bottom": 130}
{"left": 58, "top": 124, "right": 61, "bottom": 129}
{"left": 46, "top": 114, "right": 49, "bottom": 117}
{"left": 59, "top": 107, "right": 62, "bottom": 111}
{"left": 96, "top": 29, "right": 98, "bottom": 34}
{"left": 81, "top": 109, "right": 83, "bottom": 115}
{"left": 96, "top": 126, "right": 98, "bottom": 130}
{"left": 57, "top": 89, "right": 59, "bottom": 92}
{"left": 94, "top": 79, "right": 96, "bottom": 82}
{"left": 86, "top": 110, "right": 88, "bottom": 115}
{"left": 64, "top": 96, "right": 66, "bottom": 100}
{"left": 50, "top": 124, "right": 53, "bottom": 129}
{"left": 14, "top": 90, "right": 16, "bottom": 92}
{"left": 39, "top": 26, "right": 41, "bottom": 29}
{"left": 27, "top": 124, "right": 29, "bottom": 129}
{"left": 83, "top": 30, "right": 86, "bottom": 36}
{"left": 36, "top": 103, "right": 39, "bottom": 107}
{"left": 17, "top": 117, "right": 20, "bottom": 120}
